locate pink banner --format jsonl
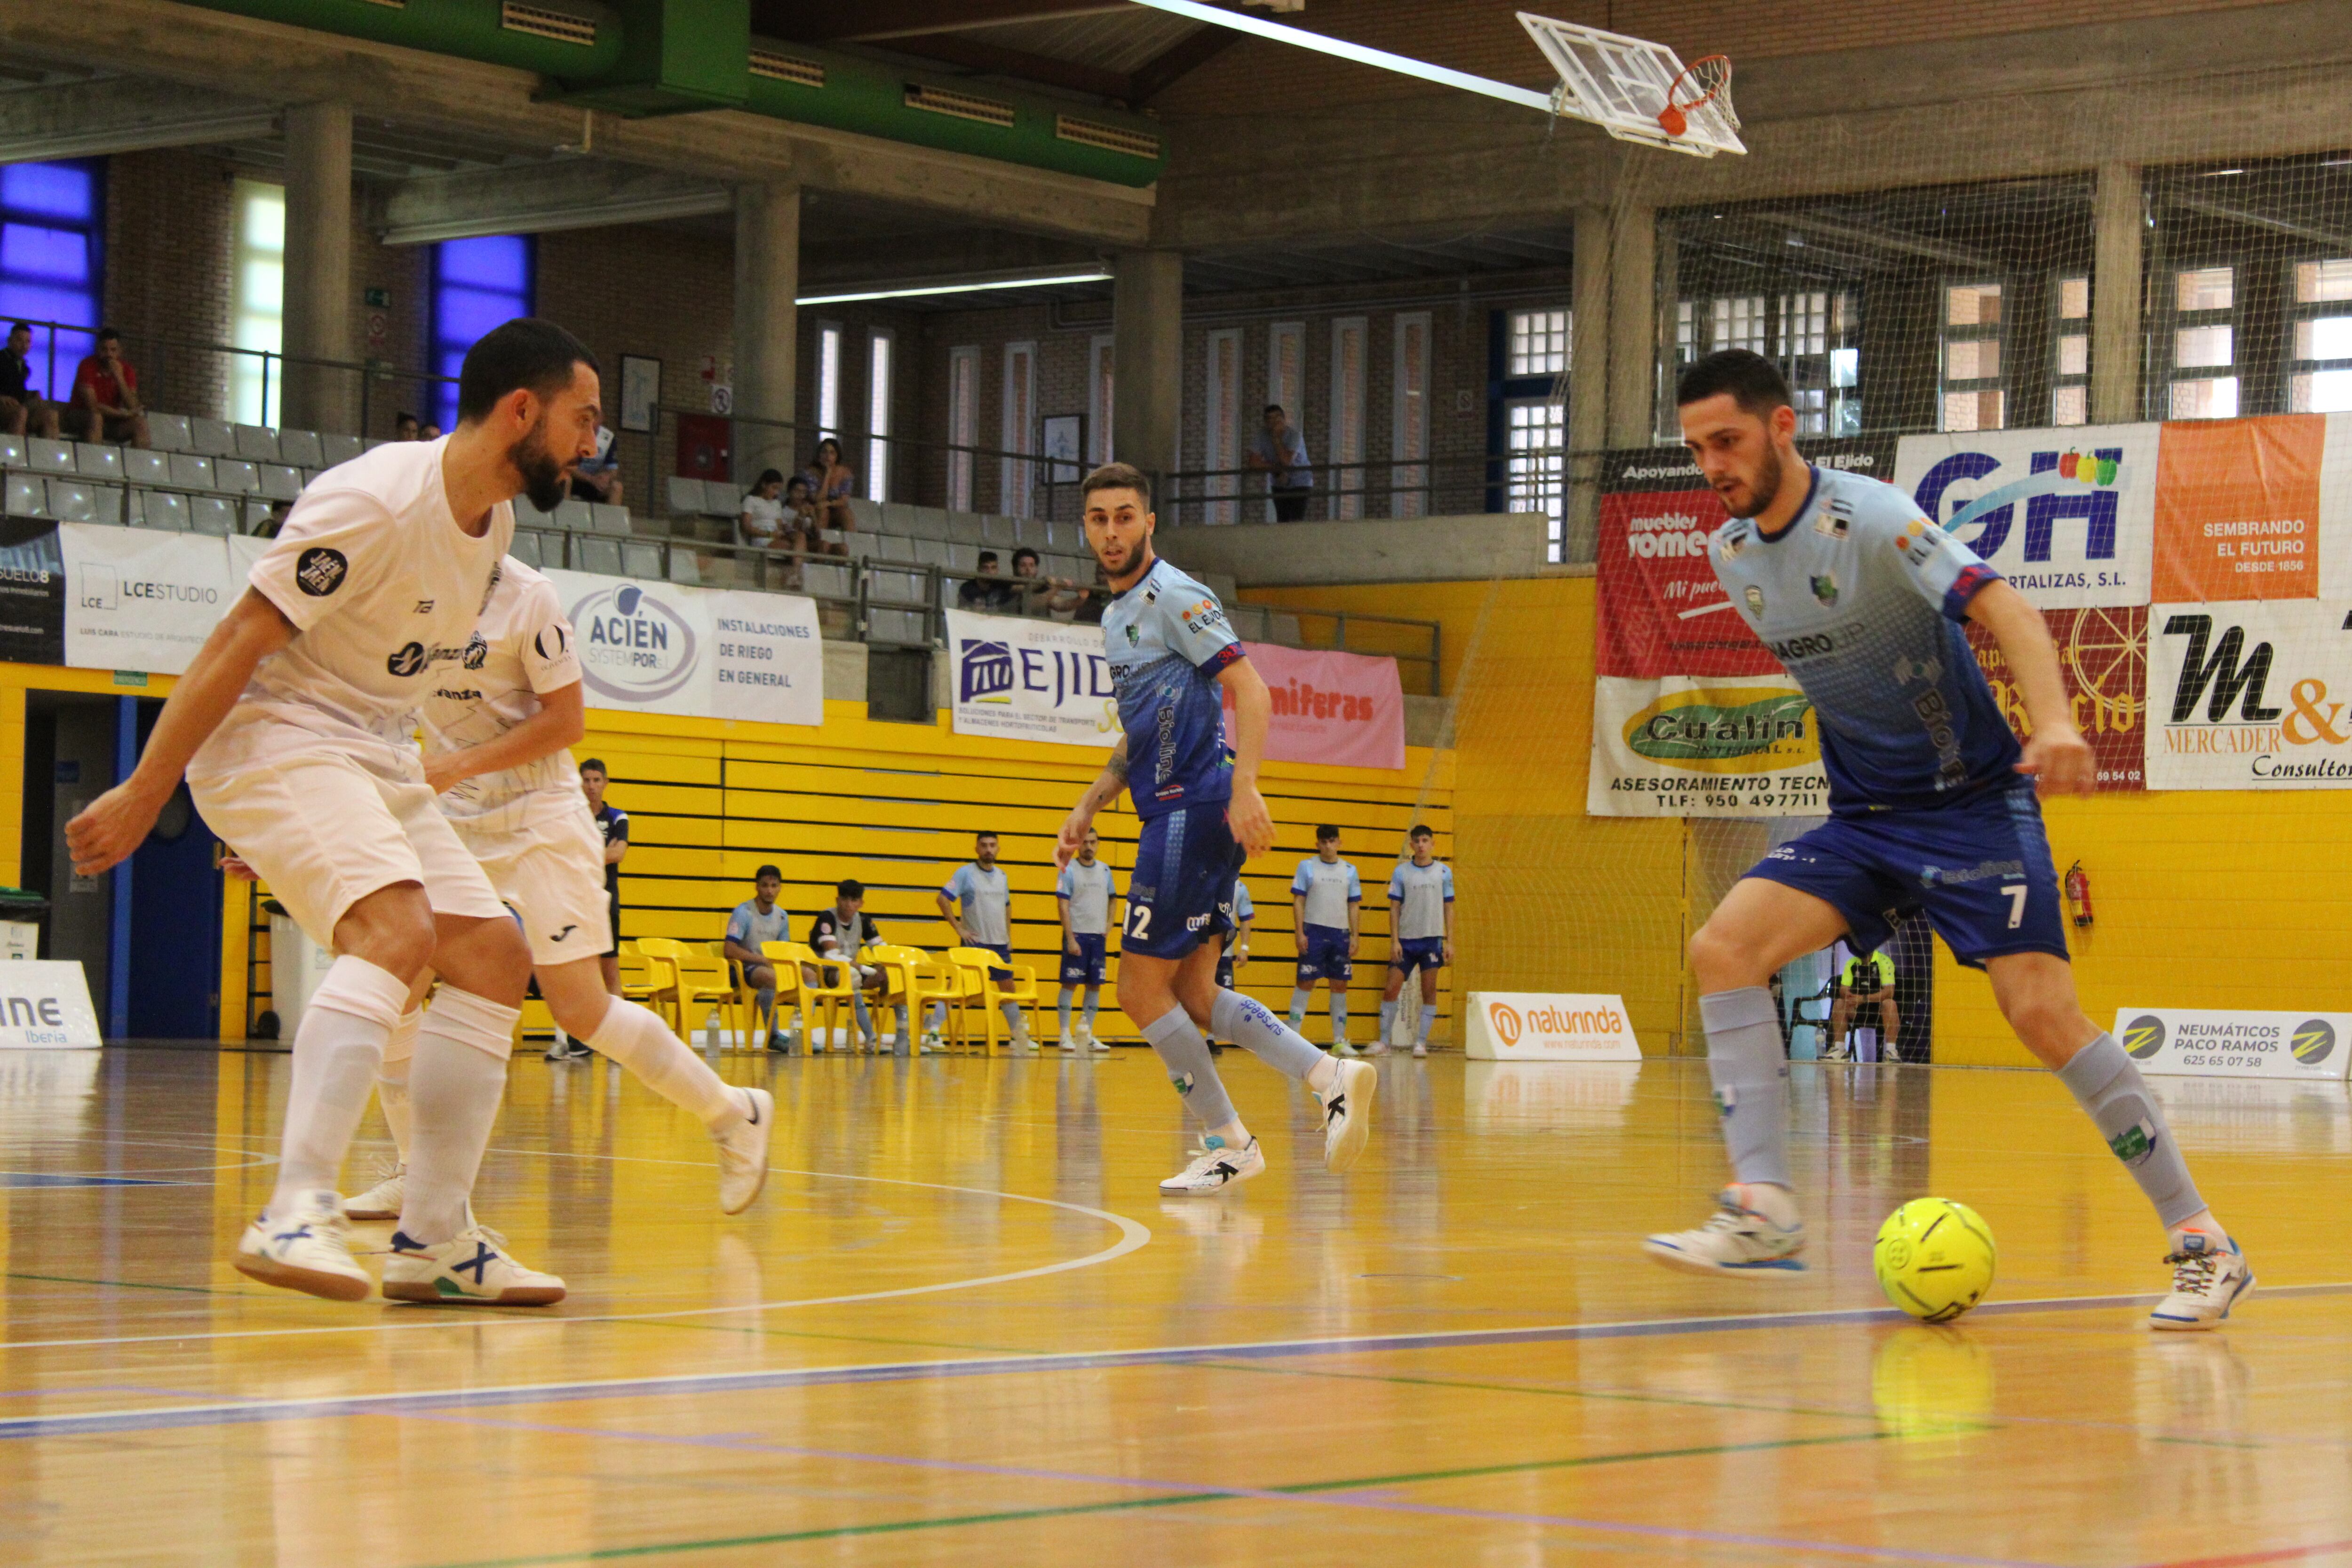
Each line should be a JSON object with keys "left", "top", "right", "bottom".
{"left": 1222, "top": 641, "right": 1407, "bottom": 771}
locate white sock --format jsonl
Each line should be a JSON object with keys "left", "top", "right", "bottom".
{"left": 269, "top": 955, "right": 409, "bottom": 1217}
{"left": 1379, "top": 999, "right": 1397, "bottom": 1041}
{"left": 396, "top": 987, "right": 518, "bottom": 1247}
{"left": 585, "top": 997, "right": 746, "bottom": 1130}
{"left": 377, "top": 1007, "right": 421, "bottom": 1162}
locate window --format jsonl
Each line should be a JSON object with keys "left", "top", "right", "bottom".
{"left": 1391, "top": 311, "right": 1431, "bottom": 518}
{"left": 1678, "top": 292, "right": 1856, "bottom": 435}
{"left": 1202, "top": 326, "right": 1242, "bottom": 524}
{"left": 0, "top": 159, "right": 104, "bottom": 401}
{"left": 1266, "top": 319, "right": 1305, "bottom": 521}
{"left": 865, "top": 329, "right": 892, "bottom": 501}
{"left": 815, "top": 321, "right": 842, "bottom": 440}
{"left": 230, "top": 179, "right": 285, "bottom": 428}
{"left": 1941, "top": 281, "right": 2004, "bottom": 432}
{"left": 1508, "top": 308, "right": 1569, "bottom": 376}
{"left": 1087, "top": 333, "right": 1113, "bottom": 465}
{"left": 1328, "top": 317, "right": 1367, "bottom": 519}
{"left": 1505, "top": 401, "right": 1565, "bottom": 561}
{"left": 946, "top": 345, "right": 978, "bottom": 513}
{"left": 1491, "top": 305, "right": 1571, "bottom": 560}
{"left": 430, "top": 236, "right": 532, "bottom": 430}
{"left": 1001, "top": 341, "right": 1036, "bottom": 517}
{"left": 2168, "top": 266, "right": 2237, "bottom": 419}
{"left": 2289, "top": 258, "right": 2352, "bottom": 413}
{"left": 2052, "top": 274, "right": 2090, "bottom": 426}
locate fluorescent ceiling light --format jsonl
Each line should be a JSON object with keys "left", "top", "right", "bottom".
{"left": 796, "top": 268, "right": 1111, "bottom": 305}
{"left": 1128, "top": 0, "right": 1554, "bottom": 113}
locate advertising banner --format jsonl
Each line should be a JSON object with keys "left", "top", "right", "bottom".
{"left": 1894, "top": 423, "right": 2159, "bottom": 608}
{"left": 2114, "top": 1007, "right": 2352, "bottom": 1081}
{"left": 945, "top": 608, "right": 1121, "bottom": 748}
{"left": 59, "top": 522, "right": 233, "bottom": 676}
{"left": 1965, "top": 606, "right": 2148, "bottom": 791}
{"left": 1223, "top": 641, "right": 1406, "bottom": 771}
{"left": 543, "top": 568, "right": 824, "bottom": 727}
{"left": 0, "top": 523, "right": 66, "bottom": 667}
{"left": 2145, "top": 599, "right": 2352, "bottom": 789}
{"left": 1588, "top": 674, "right": 1828, "bottom": 817}
{"left": 2154, "top": 416, "right": 2322, "bottom": 603}
{"left": 1464, "top": 991, "right": 1642, "bottom": 1061}
{"left": 0, "top": 961, "right": 101, "bottom": 1048}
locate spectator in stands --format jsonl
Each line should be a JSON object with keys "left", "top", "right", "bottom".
{"left": 69, "top": 327, "right": 148, "bottom": 447}
{"left": 570, "top": 423, "right": 623, "bottom": 504}
{"left": 1246, "top": 403, "right": 1314, "bottom": 521}
{"left": 394, "top": 412, "right": 422, "bottom": 441}
{"left": 420, "top": 421, "right": 443, "bottom": 440}
{"left": 958, "top": 550, "right": 1016, "bottom": 612}
{"left": 0, "top": 323, "right": 61, "bottom": 439}
{"left": 808, "top": 878, "right": 901, "bottom": 1051}
{"left": 803, "top": 437, "right": 857, "bottom": 534}
{"left": 786, "top": 474, "right": 844, "bottom": 557}
{"left": 1073, "top": 562, "right": 1108, "bottom": 626}
{"left": 1011, "top": 546, "right": 1083, "bottom": 618}
{"left": 739, "top": 469, "right": 787, "bottom": 549}
{"left": 724, "top": 864, "right": 795, "bottom": 1053}
{"left": 931, "top": 831, "right": 1034, "bottom": 1053}
{"left": 254, "top": 500, "right": 292, "bottom": 539}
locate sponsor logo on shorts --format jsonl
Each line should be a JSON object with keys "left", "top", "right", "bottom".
{"left": 2122, "top": 1013, "right": 2166, "bottom": 1059}
{"left": 295, "top": 548, "right": 346, "bottom": 597}
{"left": 1915, "top": 858, "right": 2026, "bottom": 888}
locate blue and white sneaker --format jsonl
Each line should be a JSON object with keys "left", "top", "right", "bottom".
{"left": 1643, "top": 1187, "right": 1807, "bottom": 1275}
{"left": 382, "top": 1225, "right": 565, "bottom": 1305}
{"left": 235, "top": 1190, "right": 372, "bottom": 1301}
{"left": 2151, "top": 1232, "right": 2253, "bottom": 1331}
{"left": 1160, "top": 1135, "right": 1264, "bottom": 1194}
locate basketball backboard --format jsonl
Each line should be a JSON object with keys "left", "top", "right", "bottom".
{"left": 1518, "top": 14, "right": 1746, "bottom": 158}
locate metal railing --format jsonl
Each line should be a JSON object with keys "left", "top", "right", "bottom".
{"left": 1155, "top": 448, "right": 1575, "bottom": 531}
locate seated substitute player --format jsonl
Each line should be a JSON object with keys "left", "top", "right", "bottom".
{"left": 338, "top": 554, "right": 772, "bottom": 1229}
{"left": 1055, "top": 462, "right": 1374, "bottom": 1194}
{"left": 933, "top": 831, "right": 1036, "bottom": 1054}
{"left": 1828, "top": 945, "right": 1899, "bottom": 1062}
{"left": 1287, "top": 826, "right": 1363, "bottom": 1054}
{"left": 64, "top": 317, "right": 598, "bottom": 1304}
{"left": 1644, "top": 349, "right": 2248, "bottom": 1330}
{"left": 1380, "top": 824, "right": 1454, "bottom": 1058}
{"left": 723, "top": 866, "right": 794, "bottom": 1051}
{"left": 1056, "top": 828, "right": 1117, "bottom": 1051}
{"left": 808, "top": 879, "right": 900, "bottom": 1052}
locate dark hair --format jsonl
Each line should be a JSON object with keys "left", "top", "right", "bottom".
{"left": 455, "top": 317, "right": 597, "bottom": 424}
{"left": 1675, "top": 348, "right": 1791, "bottom": 419}
{"left": 786, "top": 474, "right": 811, "bottom": 494}
{"left": 1263, "top": 403, "right": 1285, "bottom": 416}
{"left": 7, "top": 322, "right": 29, "bottom": 336}
{"left": 579, "top": 756, "right": 607, "bottom": 775}
{"left": 756, "top": 468, "right": 784, "bottom": 487}
{"left": 1408, "top": 823, "right": 1434, "bottom": 840}
{"left": 755, "top": 863, "right": 782, "bottom": 881}
{"left": 812, "top": 437, "right": 842, "bottom": 463}
{"left": 1012, "top": 547, "right": 1039, "bottom": 568}
{"left": 975, "top": 830, "right": 998, "bottom": 842}
{"left": 95, "top": 325, "right": 120, "bottom": 345}
{"left": 396, "top": 410, "right": 419, "bottom": 425}
{"left": 977, "top": 550, "right": 999, "bottom": 567}
{"left": 836, "top": 878, "right": 864, "bottom": 899}
{"left": 1082, "top": 461, "right": 1152, "bottom": 507}
{"left": 1315, "top": 824, "right": 1340, "bottom": 841}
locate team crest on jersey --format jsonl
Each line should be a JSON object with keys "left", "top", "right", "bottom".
{"left": 461, "top": 631, "right": 488, "bottom": 670}
{"left": 294, "top": 547, "right": 346, "bottom": 597}
{"left": 1810, "top": 573, "right": 1839, "bottom": 606}
{"left": 1814, "top": 509, "right": 1850, "bottom": 538}
{"left": 1125, "top": 623, "right": 1140, "bottom": 646}
{"left": 1744, "top": 586, "right": 1765, "bottom": 616}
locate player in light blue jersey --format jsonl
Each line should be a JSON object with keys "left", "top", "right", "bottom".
{"left": 1287, "top": 826, "right": 1363, "bottom": 1053}
{"left": 1055, "top": 828, "right": 1117, "bottom": 1052}
{"left": 1056, "top": 463, "right": 1375, "bottom": 1195}
{"left": 1381, "top": 824, "right": 1454, "bottom": 1057}
{"left": 1645, "top": 350, "right": 2246, "bottom": 1329}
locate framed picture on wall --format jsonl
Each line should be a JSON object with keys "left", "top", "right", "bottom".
{"left": 1042, "top": 414, "right": 1083, "bottom": 484}
{"left": 619, "top": 355, "right": 661, "bottom": 433}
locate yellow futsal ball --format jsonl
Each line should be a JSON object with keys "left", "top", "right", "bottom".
{"left": 1874, "top": 1198, "right": 1996, "bottom": 1323}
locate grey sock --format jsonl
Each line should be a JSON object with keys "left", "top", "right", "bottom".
{"left": 1208, "top": 989, "right": 1324, "bottom": 1080}
{"left": 1082, "top": 991, "right": 1100, "bottom": 1030}
{"left": 1142, "top": 1007, "right": 1234, "bottom": 1129}
{"left": 2058, "top": 1032, "right": 2207, "bottom": 1228}
{"left": 1287, "top": 988, "right": 1310, "bottom": 1030}
{"left": 1702, "top": 987, "right": 1790, "bottom": 1188}
{"left": 1058, "top": 992, "right": 1074, "bottom": 1033}
{"left": 1329, "top": 993, "right": 1350, "bottom": 1043}
{"left": 853, "top": 991, "right": 874, "bottom": 1038}
{"left": 1419, "top": 1003, "right": 1438, "bottom": 1043}
{"left": 1379, "top": 999, "right": 1397, "bottom": 1041}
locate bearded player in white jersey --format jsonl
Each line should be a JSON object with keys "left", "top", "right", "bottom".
{"left": 339, "top": 556, "right": 772, "bottom": 1227}
{"left": 66, "top": 318, "right": 597, "bottom": 1306}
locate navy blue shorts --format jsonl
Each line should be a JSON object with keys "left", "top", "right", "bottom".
{"left": 1746, "top": 784, "right": 2069, "bottom": 969}
{"left": 1295, "top": 923, "right": 1352, "bottom": 985}
{"left": 1391, "top": 936, "right": 1446, "bottom": 975}
{"left": 1123, "top": 802, "right": 1244, "bottom": 961}
{"left": 1215, "top": 954, "right": 1237, "bottom": 989}
{"left": 968, "top": 940, "right": 1014, "bottom": 983}
{"left": 1060, "top": 932, "right": 1105, "bottom": 987}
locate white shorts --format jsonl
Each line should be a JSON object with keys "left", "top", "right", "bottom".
{"left": 190, "top": 733, "right": 506, "bottom": 947}
{"left": 459, "top": 808, "right": 615, "bottom": 969}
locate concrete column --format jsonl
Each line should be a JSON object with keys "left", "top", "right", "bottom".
{"left": 1112, "top": 249, "right": 1184, "bottom": 486}
{"left": 2092, "top": 162, "right": 2144, "bottom": 425}
{"left": 1565, "top": 206, "right": 1611, "bottom": 563}
{"left": 280, "top": 101, "right": 353, "bottom": 434}
{"left": 733, "top": 180, "right": 801, "bottom": 483}
{"left": 1606, "top": 205, "right": 1656, "bottom": 449}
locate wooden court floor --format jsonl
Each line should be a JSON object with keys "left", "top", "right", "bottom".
{"left": 0, "top": 1044, "right": 2348, "bottom": 1567}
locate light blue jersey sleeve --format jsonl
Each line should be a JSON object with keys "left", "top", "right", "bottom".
{"left": 1866, "top": 496, "right": 2002, "bottom": 622}
{"left": 1387, "top": 861, "right": 1406, "bottom": 902}
{"left": 1054, "top": 865, "right": 1075, "bottom": 901}
{"left": 1346, "top": 864, "right": 1362, "bottom": 902}
{"left": 724, "top": 901, "right": 755, "bottom": 946}
{"left": 1234, "top": 881, "right": 1254, "bottom": 921}
{"left": 943, "top": 865, "right": 975, "bottom": 905}
{"left": 1291, "top": 859, "right": 1313, "bottom": 895}
{"left": 1441, "top": 864, "right": 1456, "bottom": 901}
{"left": 1147, "top": 572, "right": 1243, "bottom": 669}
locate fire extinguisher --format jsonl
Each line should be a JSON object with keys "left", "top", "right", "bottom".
{"left": 2063, "top": 861, "right": 2094, "bottom": 928}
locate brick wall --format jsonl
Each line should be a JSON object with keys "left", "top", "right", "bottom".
{"left": 103, "top": 149, "right": 236, "bottom": 422}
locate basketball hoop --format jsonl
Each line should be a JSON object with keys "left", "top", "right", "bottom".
{"left": 1657, "top": 54, "right": 1734, "bottom": 140}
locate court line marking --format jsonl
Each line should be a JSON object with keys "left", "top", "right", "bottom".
{"left": 2137, "top": 1542, "right": 2352, "bottom": 1568}
{"left": 11, "top": 1281, "right": 2349, "bottom": 1441}
{"left": 0, "top": 1167, "right": 1149, "bottom": 1353}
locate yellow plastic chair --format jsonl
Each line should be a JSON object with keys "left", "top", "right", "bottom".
{"left": 948, "top": 946, "right": 1040, "bottom": 1055}
{"left": 766, "top": 941, "right": 861, "bottom": 1053}
{"left": 707, "top": 940, "right": 766, "bottom": 1051}
{"left": 616, "top": 940, "right": 671, "bottom": 1016}
{"left": 636, "top": 937, "right": 739, "bottom": 1049}
{"left": 867, "top": 944, "right": 955, "bottom": 1053}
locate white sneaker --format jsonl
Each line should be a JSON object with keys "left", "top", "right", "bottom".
{"left": 920, "top": 1030, "right": 945, "bottom": 1054}
{"left": 714, "top": 1088, "right": 773, "bottom": 1214}
{"left": 343, "top": 1163, "right": 405, "bottom": 1221}
{"left": 1159, "top": 1135, "right": 1265, "bottom": 1194}
{"left": 1316, "top": 1058, "right": 1377, "bottom": 1173}
{"left": 1332, "top": 1039, "right": 1362, "bottom": 1057}
{"left": 1058, "top": 1030, "right": 1076, "bottom": 1051}
{"left": 1642, "top": 1188, "right": 1807, "bottom": 1275}
{"left": 1075, "top": 1022, "right": 1096, "bottom": 1048}
{"left": 1411, "top": 1041, "right": 1428, "bottom": 1058}
{"left": 1362, "top": 1039, "right": 1389, "bottom": 1057}
{"left": 2150, "top": 1233, "right": 2254, "bottom": 1331}
{"left": 382, "top": 1225, "right": 566, "bottom": 1305}
{"left": 235, "top": 1191, "right": 372, "bottom": 1301}
{"left": 1089, "top": 1034, "right": 1112, "bottom": 1053}
{"left": 1009, "top": 1029, "right": 1036, "bottom": 1057}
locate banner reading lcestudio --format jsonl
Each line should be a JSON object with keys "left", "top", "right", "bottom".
{"left": 945, "top": 609, "right": 1121, "bottom": 747}
{"left": 543, "top": 568, "right": 824, "bottom": 727}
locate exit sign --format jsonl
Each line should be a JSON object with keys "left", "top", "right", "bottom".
{"left": 364, "top": 287, "right": 390, "bottom": 308}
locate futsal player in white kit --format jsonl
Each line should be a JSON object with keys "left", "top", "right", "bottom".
{"left": 338, "top": 552, "right": 774, "bottom": 1228}
{"left": 65, "top": 318, "right": 598, "bottom": 1304}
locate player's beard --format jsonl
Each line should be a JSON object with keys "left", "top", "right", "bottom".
{"left": 508, "top": 413, "right": 572, "bottom": 513}
{"left": 1724, "top": 443, "right": 1785, "bottom": 520}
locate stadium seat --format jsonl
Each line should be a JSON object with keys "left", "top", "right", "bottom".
{"left": 667, "top": 551, "right": 700, "bottom": 585}
{"left": 950, "top": 946, "right": 1041, "bottom": 1055}
{"left": 839, "top": 532, "right": 875, "bottom": 559}
{"left": 168, "top": 454, "right": 214, "bottom": 491}
{"left": 902, "top": 507, "right": 953, "bottom": 540}
{"left": 320, "top": 433, "right": 363, "bottom": 465}
{"left": 0, "top": 436, "right": 20, "bottom": 467}
{"left": 763, "top": 941, "right": 861, "bottom": 1054}
{"left": 614, "top": 941, "right": 672, "bottom": 1016}
{"left": 665, "top": 476, "right": 707, "bottom": 514}
{"left": 912, "top": 537, "right": 950, "bottom": 568}
{"left": 190, "top": 418, "right": 236, "bottom": 458}
{"left": 844, "top": 498, "right": 882, "bottom": 531}
{"left": 621, "top": 541, "right": 661, "bottom": 578}
{"left": 948, "top": 545, "right": 983, "bottom": 575}
{"left": 508, "top": 530, "right": 542, "bottom": 567}
{"left": 873, "top": 533, "right": 916, "bottom": 563}
{"left": 44, "top": 479, "right": 94, "bottom": 523}
{"left": 73, "top": 443, "right": 121, "bottom": 480}
{"left": 590, "top": 502, "right": 630, "bottom": 535}
{"left": 87, "top": 483, "right": 125, "bottom": 525}
{"left": 511, "top": 495, "right": 554, "bottom": 530}
{"left": 243, "top": 498, "right": 275, "bottom": 533}
{"left": 980, "top": 516, "right": 1019, "bottom": 548}
{"left": 944, "top": 513, "right": 985, "bottom": 544}
{"left": 147, "top": 414, "right": 193, "bottom": 453}
{"left": 214, "top": 459, "right": 261, "bottom": 495}
{"left": 578, "top": 536, "right": 622, "bottom": 575}
{"left": 635, "top": 938, "right": 736, "bottom": 1047}
{"left": 28, "top": 438, "right": 75, "bottom": 474}
{"left": 131, "top": 490, "right": 189, "bottom": 530}
{"left": 120, "top": 448, "right": 167, "bottom": 486}
{"left": 259, "top": 464, "right": 303, "bottom": 501}
{"left": 276, "top": 429, "right": 324, "bottom": 468}
{"left": 865, "top": 946, "right": 953, "bottom": 1048}
{"left": 552, "top": 500, "right": 593, "bottom": 533}
{"left": 802, "top": 560, "right": 853, "bottom": 600}
{"left": 4, "top": 474, "right": 47, "bottom": 518}
{"left": 232, "top": 425, "right": 279, "bottom": 462}
{"left": 190, "top": 496, "right": 236, "bottom": 536}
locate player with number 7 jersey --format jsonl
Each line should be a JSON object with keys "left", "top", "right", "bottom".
{"left": 1055, "top": 462, "right": 1375, "bottom": 1195}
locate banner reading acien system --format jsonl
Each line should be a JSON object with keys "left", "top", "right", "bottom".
{"left": 543, "top": 568, "right": 825, "bottom": 727}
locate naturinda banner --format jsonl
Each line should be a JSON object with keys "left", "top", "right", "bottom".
{"left": 543, "top": 567, "right": 825, "bottom": 727}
